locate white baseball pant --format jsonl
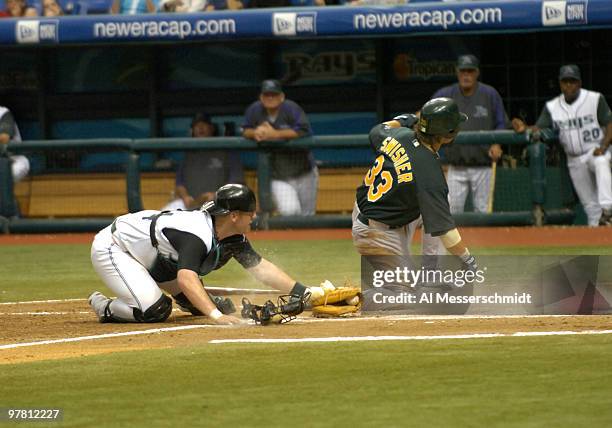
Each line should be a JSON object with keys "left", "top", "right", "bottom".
{"left": 90, "top": 225, "right": 165, "bottom": 321}
{"left": 271, "top": 166, "right": 319, "bottom": 216}
{"left": 567, "top": 149, "right": 612, "bottom": 226}
{"left": 11, "top": 155, "right": 29, "bottom": 183}
{"left": 447, "top": 165, "right": 492, "bottom": 214}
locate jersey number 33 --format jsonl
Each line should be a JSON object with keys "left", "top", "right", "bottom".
{"left": 364, "top": 155, "right": 393, "bottom": 202}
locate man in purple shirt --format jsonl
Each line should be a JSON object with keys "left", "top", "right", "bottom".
{"left": 242, "top": 79, "right": 318, "bottom": 216}
{"left": 432, "top": 54, "right": 508, "bottom": 213}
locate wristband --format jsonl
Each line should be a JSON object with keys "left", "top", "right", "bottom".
{"left": 459, "top": 249, "right": 471, "bottom": 263}
{"left": 209, "top": 309, "right": 223, "bottom": 320}
{"left": 290, "top": 281, "right": 308, "bottom": 297}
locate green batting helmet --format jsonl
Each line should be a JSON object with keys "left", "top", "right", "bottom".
{"left": 201, "top": 184, "right": 256, "bottom": 216}
{"left": 418, "top": 98, "right": 468, "bottom": 136}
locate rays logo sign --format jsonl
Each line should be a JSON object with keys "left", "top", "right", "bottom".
{"left": 542, "top": 1, "right": 588, "bottom": 26}
{"left": 273, "top": 12, "right": 317, "bottom": 36}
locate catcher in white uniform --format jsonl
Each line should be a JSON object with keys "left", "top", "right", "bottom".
{"left": 513, "top": 64, "right": 612, "bottom": 226}
{"left": 89, "top": 184, "right": 319, "bottom": 325}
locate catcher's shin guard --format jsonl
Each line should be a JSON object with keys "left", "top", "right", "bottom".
{"left": 133, "top": 294, "right": 173, "bottom": 323}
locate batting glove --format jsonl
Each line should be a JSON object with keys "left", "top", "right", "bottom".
{"left": 392, "top": 113, "right": 418, "bottom": 128}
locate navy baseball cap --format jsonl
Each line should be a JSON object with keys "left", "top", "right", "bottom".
{"left": 260, "top": 79, "right": 283, "bottom": 94}
{"left": 559, "top": 64, "right": 581, "bottom": 81}
{"left": 191, "top": 112, "right": 213, "bottom": 127}
{"left": 457, "top": 55, "right": 480, "bottom": 70}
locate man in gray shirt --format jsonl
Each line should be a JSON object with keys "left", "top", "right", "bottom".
{"left": 241, "top": 79, "right": 318, "bottom": 216}
{"left": 432, "top": 55, "right": 507, "bottom": 213}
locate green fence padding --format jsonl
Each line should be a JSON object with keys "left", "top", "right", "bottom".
{"left": 8, "top": 218, "right": 114, "bottom": 233}
{"left": 453, "top": 212, "right": 534, "bottom": 226}
{"left": 454, "top": 130, "right": 530, "bottom": 146}
{"left": 7, "top": 139, "right": 133, "bottom": 152}
{"left": 1, "top": 132, "right": 576, "bottom": 232}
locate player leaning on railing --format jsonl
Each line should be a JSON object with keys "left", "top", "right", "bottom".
{"left": 88, "top": 184, "right": 331, "bottom": 325}
{"left": 352, "top": 97, "right": 478, "bottom": 272}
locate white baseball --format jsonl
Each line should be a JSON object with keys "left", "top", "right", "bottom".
{"left": 345, "top": 296, "right": 359, "bottom": 306}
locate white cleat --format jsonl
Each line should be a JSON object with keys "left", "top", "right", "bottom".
{"left": 88, "top": 291, "right": 112, "bottom": 323}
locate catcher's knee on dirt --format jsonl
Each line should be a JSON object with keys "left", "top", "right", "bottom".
{"left": 134, "top": 294, "right": 173, "bottom": 323}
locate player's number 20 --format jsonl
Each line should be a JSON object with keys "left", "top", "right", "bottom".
{"left": 364, "top": 155, "right": 393, "bottom": 202}
{"left": 582, "top": 128, "right": 601, "bottom": 143}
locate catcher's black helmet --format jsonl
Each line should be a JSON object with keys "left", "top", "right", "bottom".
{"left": 418, "top": 97, "right": 468, "bottom": 136}
{"left": 201, "top": 184, "right": 256, "bottom": 216}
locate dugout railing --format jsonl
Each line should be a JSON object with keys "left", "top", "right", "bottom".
{"left": 0, "top": 131, "right": 573, "bottom": 233}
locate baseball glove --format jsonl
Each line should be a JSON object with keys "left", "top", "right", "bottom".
{"left": 310, "top": 281, "right": 361, "bottom": 318}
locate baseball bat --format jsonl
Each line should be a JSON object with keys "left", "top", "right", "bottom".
{"left": 487, "top": 160, "right": 497, "bottom": 214}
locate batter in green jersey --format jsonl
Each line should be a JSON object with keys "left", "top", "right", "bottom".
{"left": 352, "top": 98, "right": 478, "bottom": 270}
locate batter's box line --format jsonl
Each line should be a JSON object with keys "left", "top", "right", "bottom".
{"left": 209, "top": 330, "right": 612, "bottom": 344}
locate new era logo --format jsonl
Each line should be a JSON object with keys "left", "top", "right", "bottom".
{"left": 16, "top": 21, "right": 40, "bottom": 43}
{"left": 542, "top": 1, "right": 566, "bottom": 26}
{"left": 273, "top": 13, "right": 296, "bottom": 36}
{"left": 542, "top": 1, "right": 587, "bottom": 26}
{"left": 273, "top": 12, "right": 316, "bottom": 36}
{"left": 16, "top": 20, "right": 59, "bottom": 44}
{"left": 296, "top": 13, "right": 316, "bottom": 35}
{"left": 39, "top": 22, "right": 59, "bottom": 42}
{"left": 545, "top": 5, "right": 562, "bottom": 20}
{"left": 566, "top": 2, "right": 587, "bottom": 24}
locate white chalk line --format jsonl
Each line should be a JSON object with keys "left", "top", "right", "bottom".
{"left": 0, "top": 311, "right": 92, "bottom": 316}
{"left": 1, "top": 308, "right": 189, "bottom": 316}
{"left": 210, "top": 329, "right": 612, "bottom": 344}
{"left": 2, "top": 315, "right": 611, "bottom": 351}
{"left": 0, "top": 298, "right": 87, "bottom": 305}
{"left": 0, "top": 323, "right": 244, "bottom": 350}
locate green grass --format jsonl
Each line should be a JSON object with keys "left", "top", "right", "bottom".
{"left": 1, "top": 240, "right": 610, "bottom": 302}
{"left": 2, "top": 239, "right": 612, "bottom": 426}
{"left": 1, "top": 336, "right": 612, "bottom": 427}
{"left": 0, "top": 240, "right": 361, "bottom": 302}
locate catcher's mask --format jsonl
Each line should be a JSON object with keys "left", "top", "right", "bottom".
{"left": 241, "top": 292, "right": 310, "bottom": 325}
{"left": 201, "top": 184, "right": 256, "bottom": 216}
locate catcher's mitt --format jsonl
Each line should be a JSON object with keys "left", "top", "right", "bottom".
{"left": 310, "top": 285, "right": 361, "bottom": 318}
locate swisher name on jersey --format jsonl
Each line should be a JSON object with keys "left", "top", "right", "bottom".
{"left": 365, "top": 135, "right": 415, "bottom": 200}
{"left": 357, "top": 125, "right": 454, "bottom": 234}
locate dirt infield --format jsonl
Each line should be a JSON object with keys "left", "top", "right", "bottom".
{"left": 0, "top": 226, "right": 611, "bottom": 246}
{"left": 2, "top": 296, "right": 611, "bottom": 365}
{"left": 2, "top": 227, "right": 611, "bottom": 365}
